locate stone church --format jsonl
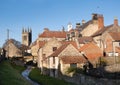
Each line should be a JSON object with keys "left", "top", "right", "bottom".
{"left": 22, "top": 28, "right": 32, "bottom": 46}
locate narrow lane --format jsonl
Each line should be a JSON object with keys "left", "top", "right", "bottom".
{"left": 22, "top": 66, "right": 40, "bottom": 85}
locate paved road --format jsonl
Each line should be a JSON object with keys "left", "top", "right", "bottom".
{"left": 22, "top": 66, "right": 40, "bottom": 85}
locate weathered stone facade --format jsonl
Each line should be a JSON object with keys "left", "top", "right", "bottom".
{"left": 37, "top": 38, "right": 62, "bottom": 69}
{"left": 4, "top": 42, "right": 22, "bottom": 58}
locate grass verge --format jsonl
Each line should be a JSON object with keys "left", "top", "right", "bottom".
{"left": 0, "top": 60, "right": 31, "bottom": 85}
{"left": 29, "top": 68, "right": 76, "bottom": 85}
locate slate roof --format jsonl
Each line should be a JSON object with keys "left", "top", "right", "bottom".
{"left": 60, "top": 56, "right": 86, "bottom": 64}
{"left": 80, "top": 20, "right": 92, "bottom": 30}
{"left": 39, "top": 30, "right": 66, "bottom": 38}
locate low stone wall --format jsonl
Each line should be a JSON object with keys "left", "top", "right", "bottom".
{"left": 0, "top": 56, "right": 5, "bottom": 62}
{"left": 60, "top": 73, "right": 120, "bottom": 85}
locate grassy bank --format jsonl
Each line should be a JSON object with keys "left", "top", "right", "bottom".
{"left": 29, "top": 68, "right": 76, "bottom": 85}
{"left": 0, "top": 60, "right": 31, "bottom": 85}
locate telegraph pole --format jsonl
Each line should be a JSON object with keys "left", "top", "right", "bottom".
{"left": 7, "top": 29, "right": 9, "bottom": 59}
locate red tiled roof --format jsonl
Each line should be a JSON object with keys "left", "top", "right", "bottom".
{"left": 78, "top": 37, "right": 93, "bottom": 44}
{"left": 39, "top": 30, "right": 66, "bottom": 38}
{"left": 79, "top": 42, "right": 103, "bottom": 60}
{"left": 109, "top": 32, "right": 120, "bottom": 41}
{"left": 60, "top": 56, "right": 86, "bottom": 64}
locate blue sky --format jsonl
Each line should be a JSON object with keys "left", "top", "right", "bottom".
{"left": 0, "top": 0, "right": 120, "bottom": 47}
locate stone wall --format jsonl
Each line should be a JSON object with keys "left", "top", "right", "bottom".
{"left": 81, "top": 24, "right": 98, "bottom": 36}
{"left": 60, "top": 73, "right": 120, "bottom": 85}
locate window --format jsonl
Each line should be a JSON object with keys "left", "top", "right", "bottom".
{"left": 78, "top": 34, "right": 82, "bottom": 37}
{"left": 53, "top": 47, "right": 57, "bottom": 51}
{"left": 71, "top": 32, "right": 75, "bottom": 37}
{"left": 53, "top": 57, "right": 55, "bottom": 64}
{"left": 67, "top": 34, "right": 70, "bottom": 40}
{"left": 23, "top": 36, "right": 27, "bottom": 40}
{"left": 70, "top": 63, "right": 77, "bottom": 68}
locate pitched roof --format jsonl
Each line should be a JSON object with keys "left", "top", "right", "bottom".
{"left": 49, "top": 44, "right": 69, "bottom": 57}
{"left": 80, "top": 20, "right": 92, "bottom": 29}
{"left": 61, "top": 41, "right": 78, "bottom": 49}
{"left": 49, "top": 41, "right": 78, "bottom": 57}
{"left": 39, "top": 30, "right": 66, "bottom": 38}
{"left": 78, "top": 37, "right": 93, "bottom": 44}
{"left": 79, "top": 42, "right": 103, "bottom": 60}
{"left": 60, "top": 56, "right": 86, "bottom": 64}
{"left": 92, "top": 25, "right": 113, "bottom": 37}
{"left": 109, "top": 32, "right": 120, "bottom": 41}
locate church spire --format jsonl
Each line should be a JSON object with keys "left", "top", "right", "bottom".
{"left": 22, "top": 27, "right": 24, "bottom": 33}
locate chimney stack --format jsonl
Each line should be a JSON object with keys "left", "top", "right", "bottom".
{"left": 114, "top": 17, "right": 118, "bottom": 26}
{"left": 82, "top": 20, "right": 85, "bottom": 25}
{"left": 76, "top": 23, "right": 80, "bottom": 28}
{"left": 98, "top": 14, "right": 104, "bottom": 29}
{"left": 44, "top": 28, "right": 49, "bottom": 31}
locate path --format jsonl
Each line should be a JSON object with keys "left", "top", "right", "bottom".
{"left": 22, "top": 66, "right": 40, "bottom": 85}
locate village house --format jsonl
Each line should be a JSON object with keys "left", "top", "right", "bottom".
{"left": 31, "top": 28, "right": 67, "bottom": 61}
{"left": 92, "top": 18, "right": 120, "bottom": 56}
{"left": 37, "top": 38, "right": 87, "bottom": 77}
{"left": 103, "top": 32, "right": 120, "bottom": 56}
{"left": 37, "top": 38, "right": 62, "bottom": 74}
{"left": 66, "top": 13, "right": 104, "bottom": 41}
{"left": 80, "top": 13, "right": 104, "bottom": 37}
{"left": 79, "top": 42, "right": 103, "bottom": 67}
{"left": 30, "top": 13, "right": 120, "bottom": 78}
{"left": 3, "top": 39, "right": 22, "bottom": 58}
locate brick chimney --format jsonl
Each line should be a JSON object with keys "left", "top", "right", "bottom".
{"left": 98, "top": 14, "right": 104, "bottom": 29}
{"left": 114, "top": 17, "right": 118, "bottom": 26}
{"left": 44, "top": 28, "right": 49, "bottom": 31}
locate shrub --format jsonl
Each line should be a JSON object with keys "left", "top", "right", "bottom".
{"left": 98, "top": 57, "right": 107, "bottom": 67}
{"left": 67, "top": 67, "right": 83, "bottom": 74}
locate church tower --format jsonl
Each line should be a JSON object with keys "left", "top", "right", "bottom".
{"left": 22, "top": 28, "right": 32, "bottom": 46}
{"left": 67, "top": 22, "right": 72, "bottom": 31}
